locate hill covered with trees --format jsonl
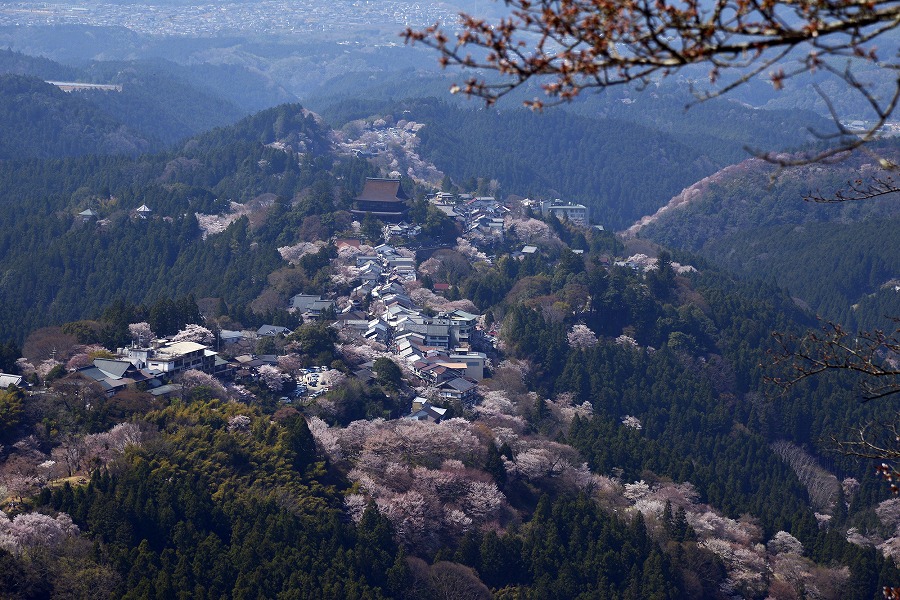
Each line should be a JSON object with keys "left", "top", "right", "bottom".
{"left": 633, "top": 146, "right": 900, "bottom": 332}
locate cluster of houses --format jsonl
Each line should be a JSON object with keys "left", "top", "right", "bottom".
{"left": 13, "top": 178, "right": 602, "bottom": 419}
{"left": 430, "top": 191, "right": 592, "bottom": 242}
{"left": 431, "top": 193, "right": 509, "bottom": 244}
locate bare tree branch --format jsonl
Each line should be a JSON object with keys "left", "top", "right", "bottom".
{"left": 405, "top": 0, "right": 900, "bottom": 162}
{"left": 769, "top": 318, "right": 900, "bottom": 401}
{"left": 803, "top": 173, "right": 900, "bottom": 202}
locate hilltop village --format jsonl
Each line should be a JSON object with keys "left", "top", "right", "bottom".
{"left": 9, "top": 178, "right": 621, "bottom": 416}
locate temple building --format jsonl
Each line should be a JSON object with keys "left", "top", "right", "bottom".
{"left": 351, "top": 178, "right": 409, "bottom": 222}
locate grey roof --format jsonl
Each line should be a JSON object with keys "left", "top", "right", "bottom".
{"left": 220, "top": 329, "right": 246, "bottom": 340}
{"left": 93, "top": 359, "right": 132, "bottom": 379}
{"left": 449, "top": 309, "right": 479, "bottom": 321}
{"left": 290, "top": 294, "right": 333, "bottom": 313}
{"left": 440, "top": 377, "right": 478, "bottom": 393}
{"left": 150, "top": 383, "right": 183, "bottom": 397}
{"left": 257, "top": 325, "right": 291, "bottom": 336}
{"left": 78, "top": 367, "right": 109, "bottom": 382}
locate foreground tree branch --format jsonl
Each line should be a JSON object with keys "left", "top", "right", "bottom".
{"left": 405, "top": 0, "right": 900, "bottom": 163}
{"left": 770, "top": 318, "right": 900, "bottom": 401}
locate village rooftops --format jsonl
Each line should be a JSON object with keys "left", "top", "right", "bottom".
{"left": 257, "top": 325, "right": 292, "bottom": 337}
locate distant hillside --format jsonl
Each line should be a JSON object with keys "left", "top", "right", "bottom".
{"left": 0, "top": 48, "right": 77, "bottom": 80}
{"left": 0, "top": 50, "right": 297, "bottom": 147}
{"left": 0, "top": 74, "right": 153, "bottom": 158}
{"left": 309, "top": 79, "right": 836, "bottom": 230}
{"left": 78, "top": 63, "right": 247, "bottom": 146}
{"left": 634, "top": 146, "right": 900, "bottom": 331}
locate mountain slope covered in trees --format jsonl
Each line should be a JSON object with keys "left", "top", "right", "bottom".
{"left": 0, "top": 103, "right": 360, "bottom": 343}
{"left": 0, "top": 74, "right": 154, "bottom": 157}
{"left": 633, "top": 146, "right": 900, "bottom": 331}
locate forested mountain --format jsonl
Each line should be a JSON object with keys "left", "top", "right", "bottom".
{"left": 633, "top": 145, "right": 900, "bottom": 332}
{"left": 3, "top": 219, "right": 899, "bottom": 597}
{"left": 0, "top": 103, "right": 359, "bottom": 343}
{"left": 0, "top": 74, "right": 153, "bottom": 157}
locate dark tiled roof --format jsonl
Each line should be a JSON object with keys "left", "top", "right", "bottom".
{"left": 355, "top": 178, "right": 408, "bottom": 204}
{"left": 440, "top": 377, "right": 477, "bottom": 393}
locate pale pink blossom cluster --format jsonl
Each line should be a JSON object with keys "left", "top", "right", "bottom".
{"left": 700, "top": 538, "right": 768, "bottom": 598}
{"left": 338, "top": 340, "right": 392, "bottom": 366}
{"left": 771, "top": 440, "right": 840, "bottom": 512}
{"left": 566, "top": 324, "right": 598, "bottom": 349}
{"left": 171, "top": 324, "right": 214, "bottom": 345}
{"left": 363, "top": 459, "right": 507, "bottom": 550}
{"left": 15, "top": 357, "right": 35, "bottom": 376}
{"left": 36, "top": 359, "right": 62, "bottom": 379}
{"left": 181, "top": 369, "right": 227, "bottom": 399}
{"left": 227, "top": 415, "right": 251, "bottom": 433}
{"left": 257, "top": 364, "right": 291, "bottom": 392}
{"left": 331, "top": 264, "right": 361, "bottom": 286}
{"left": 417, "top": 257, "right": 442, "bottom": 277}
{"left": 614, "top": 334, "right": 639, "bottom": 348}
{"left": 128, "top": 322, "right": 155, "bottom": 344}
{"left": 409, "top": 286, "right": 478, "bottom": 314}
{"left": 278, "top": 240, "right": 326, "bottom": 264}
{"left": 768, "top": 531, "right": 804, "bottom": 556}
{"left": 504, "top": 217, "right": 552, "bottom": 243}
{"left": 0, "top": 510, "right": 80, "bottom": 555}
{"left": 454, "top": 238, "right": 489, "bottom": 263}
{"left": 621, "top": 415, "right": 642, "bottom": 430}
{"left": 195, "top": 201, "right": 250, "bottom": 239}
{"left": 503, "top": 437, "right": 600, "bottom": 493}
{"left": 548, "top": 392, "right": 593, "bottom": 425}
{"left": 474, "top": 390, "right": 527, "bottom": 432}
{"left": 276, "top": 354, "right": 304, "bottom": 375}
{"left": 81, "top": 423, "right": 143, "bottom": 470}
{"left": 66, "top": 344, "right": 111, "bottom": 370}
{"left": 228, "top": 384, "right": 255, "bottom": 403}
{"left": 318, "top": 369, "right": 347, "bottom": 387}
{"left": 310, "top": 417, "right": 509, "bottom": 549}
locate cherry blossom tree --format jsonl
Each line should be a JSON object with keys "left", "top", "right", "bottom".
{"left": 768, "top": 530, "right": 804, "bottom": 556}
{"left": 171, "top": 323, "right": 214, "bottom": 345}
{"left": 621, "top": 415, "right": 643, "bottom": 430}
{"left": 257, "top": 364, "right": 290, "bottom": 392}
{"left": 128, "top": 322, "right": 155, "bottom": 345}
{"left": 504, "top": 217, "right": 553, "bottom": 244}
{"left": 181, "top": 369, "right": 227, "bottom": 399}
{"left": 566, "top": 324, "right": 598, "bottom": 350}
{"left": 227, "top": 415, "right": 252, "bottom": 433}
{"left": 0, "top": 510, "right": 80, "bottom": 555}
{"left": 278, "top": 241, "right": 326, "bottom": 264}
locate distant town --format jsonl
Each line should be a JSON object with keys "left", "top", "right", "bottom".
{"left": 0, "top": 1, "right": 458, "bottom": 37}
